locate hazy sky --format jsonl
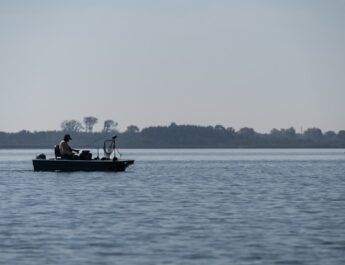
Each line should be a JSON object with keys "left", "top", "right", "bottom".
{"left": 0, "top": 0, "right": 344, "bottom": 133}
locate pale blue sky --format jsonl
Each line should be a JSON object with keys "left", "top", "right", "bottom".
{"left": 0, "top": 0, "right": 344, "bottom": 132}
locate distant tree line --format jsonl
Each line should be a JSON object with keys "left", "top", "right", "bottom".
{"left": 0, "top": 119, "right": 344, "bottom": 148}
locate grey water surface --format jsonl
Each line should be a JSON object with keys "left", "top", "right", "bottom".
{"left": 0, "top": 149, "right": 345, "bottom": 265}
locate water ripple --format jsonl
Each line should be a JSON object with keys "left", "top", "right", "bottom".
{"left": 0, "top": 149, "right": 345, "bottom": 265}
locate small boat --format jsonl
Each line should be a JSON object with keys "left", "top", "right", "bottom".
{"left": 33, "top": 136, "right": 134, "bottom": 172}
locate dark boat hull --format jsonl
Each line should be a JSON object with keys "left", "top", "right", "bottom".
{"left": 32, "top": 159, "right": 134, "bottom": 172}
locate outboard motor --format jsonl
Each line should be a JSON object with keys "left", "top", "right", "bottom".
{"left": 36, "top": 153, "right": 46, "bottom": 160}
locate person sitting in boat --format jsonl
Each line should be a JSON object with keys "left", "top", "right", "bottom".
{"left": 59, "top": 134, "right": 79, "bottom": 159}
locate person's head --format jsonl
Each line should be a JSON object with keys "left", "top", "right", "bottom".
{"left": 63, "top": 134, "right": 72, "bottom": 142}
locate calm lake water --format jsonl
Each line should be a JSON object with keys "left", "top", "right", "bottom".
{"left": 0, "top": 149, "right": 345, "bottom": 265}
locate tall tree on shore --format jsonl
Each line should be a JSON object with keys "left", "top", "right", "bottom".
{"left": 60, "top": 120, "right": 84, "bottom": 132}
{"left": 303, "top": 128, "right": 323, "bottom": 141}
{"left": 126, "top": 125, "right": 140, "bottom": 134}
{"left": 337, "top": 130, "right": 345, "bottom": 140}
{"left": 83, "top": 116, "right": 98, "bottom": 133}
{"left": 103, "top": 120, "right": 118, "bottom": 133}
